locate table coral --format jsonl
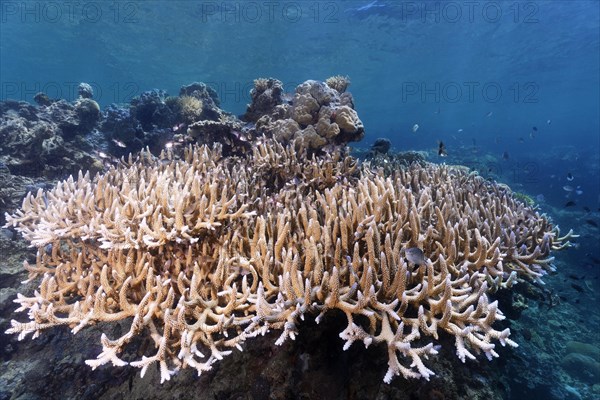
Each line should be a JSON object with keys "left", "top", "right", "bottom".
{"left": 5, "top": 137, "right": 574, "bottom": 383}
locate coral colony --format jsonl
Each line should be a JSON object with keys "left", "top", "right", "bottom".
{"left": 5, "top": 78, "right": 574, "bottom": 383}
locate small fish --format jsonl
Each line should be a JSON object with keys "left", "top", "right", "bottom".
{"left": 112, "top": 138, "right": 127, "bottom": 148}
{"left": 588, "top": 255, "right": 600, "bottom": 264}
{"left": 585, "top": 219, "right": 599, "bottom": 228}
{"left": 529, "top": 131, "right": 535, "bottom": 139}
{"left": 518, "top": 137, "right": 525, "bottom": 143}
{"left": 172, "top": 123, "right": 185, "bottom": 132}
{"left": 438, "top": 141, "right": 447, "bottom": 157}
{"left": 457, "top": 128, "right": 463, "bottom": 133}
{"left": 567, "top": 172, "right": 574, "bottom": 181}
{"left": 567, "top": 274, "right": 584, "bottom": 280}
{"left": 564, "top": 201, "right": 576, "bottom": 207}
{"left": 412, "top": 124, "right": 419, "bottom": 133}
{"left": 502, "top": 151, "right": 510, "bottom": 160}
{"left": 563, "top": 185, "right": 574, "bottom": 192}
{"left": 404, "top": 247, "right": 426, "bottom": 265}
{"left": 486, "top": 111, "right": 493, "bottom": 117}
{"left": 571, "top": 283, "right": 584, "bottom": 293}
{"left": 583, "top": 206, "right": 591, "bottom": 213}
{"left": 575, "top": 187, "right": 583, "bottom": 195}
{"left": 547, "top": 119, "right": 551, "bottom": 125}
{"left": 532, "top": 126, "right": 538, "bottom": 132}
{"left": 434, "top": 107, "right": 440, "bottom": 114}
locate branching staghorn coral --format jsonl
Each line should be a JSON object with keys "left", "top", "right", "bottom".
{"left": 4, "top": 141, "right": 574, "bottom": 383}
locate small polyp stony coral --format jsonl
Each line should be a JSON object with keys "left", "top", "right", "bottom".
{"left": 4, "top": 88, "right": 574, "bottom": 385}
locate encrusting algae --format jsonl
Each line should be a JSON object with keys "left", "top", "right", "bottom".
{"left": 4, "top": 135, "right": 575, "bottom": 383}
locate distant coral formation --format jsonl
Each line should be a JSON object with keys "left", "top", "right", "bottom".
{"left": 0, "top": 77, "right": 365, "bottom": 185}
{"left": 245, "top": 77, "right": 364, "bottom": 150}
{"left": 0, "top": 99, "right": 101, "bottom": 178}
{"left": 5, "top": 131, "right": 574, "bottom": 383}
{"left": 325, "top": 75, "right": 351, "bottom": 94}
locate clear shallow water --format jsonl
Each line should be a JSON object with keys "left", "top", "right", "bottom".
{"left": 1, "top": 1, "right": 598, "bottom": 205}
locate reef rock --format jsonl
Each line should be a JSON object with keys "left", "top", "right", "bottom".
{"left": 244, "top": 78, "right": 285, "bottom": 123}
{"left": 130, "top": 89, "right": 175, "bottom": 131}
{"left": 187, "top": 114, "right": 252, "bottom": 155}
{"left": 370, "top": 138, "right": 391, "bottom": 154}
{"left": 100, "top": 104, "right": 144, "bottom": 153}
{"left": 172, "top": 83, "right": 223, "bottom": 125}
{"left": 0, "top": 100, "right": 101, "bottom": 178}
{"left": 180, "top": 82, "right": 220, "bottom": 104}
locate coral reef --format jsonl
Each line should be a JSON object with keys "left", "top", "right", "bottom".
{"left": 100, "top": 104, "right": 144, "bottom": 152}
{"left": 33, "top": 92, "right": 54, "bottom": 107}
{"left": 0, "top": 100, "right": 101, "bottom": 178}
{"left": 179, "top": 82, "right": 220, "bottom": 104}
{"left": 244, "top": 77, "right": 365, "bottom": 151}
{"left": 370, "top": 138, "right": 392, "bottom": 155}
{"left": 325, "top": 75, "right": 351, "bottom": 94}
{"left": 130, "top": 89, "right": 176, "bottom": 131}
{"left": 361, "top": 147, "right": 429, "bottom": 176}
{"left": 186, "top": 116, "right": 249, "bottom": 156}
{"left": 244, "top": 78, "right": 285, "bottom": 123}
{"left": 74, "top": 98, "right": 101, "bottom": 133}
{"left": 97, "top": 81, "right": 249, "bottom": 157}
{"left": 78, "top": 82, "right": 94, "bottom": 99}
{"left": 4, "top": 137, "right": 573, "bottom": 384}
{"left": 0, "top": 162, "right": 40, "bottom": 225}
{"left": 177, "top": 95, "right": 204, "bottom": 125}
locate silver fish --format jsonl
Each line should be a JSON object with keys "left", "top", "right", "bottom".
{"left": 112, "top": 138, "right": 127, "bottom": 148}
{"left": 404, "top": 247, "right": 426, "bottom": 265}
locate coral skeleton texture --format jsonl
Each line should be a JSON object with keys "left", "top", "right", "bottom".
{"left": 5, "top": 140, "right": 574, "bottom": 383}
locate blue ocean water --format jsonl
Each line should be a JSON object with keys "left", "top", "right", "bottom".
{"left": 1, "top": 0, "right": 599, "bottom": 398}
{"left": 1, "top": 1, "right": 598, "bottom": 205}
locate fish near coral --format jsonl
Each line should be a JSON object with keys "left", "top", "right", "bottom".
{"left": 403, "top": 247, "right": 427, "bottom": 266}
{"left": 3, "top": 110, "right": 576, "bottom": 386}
